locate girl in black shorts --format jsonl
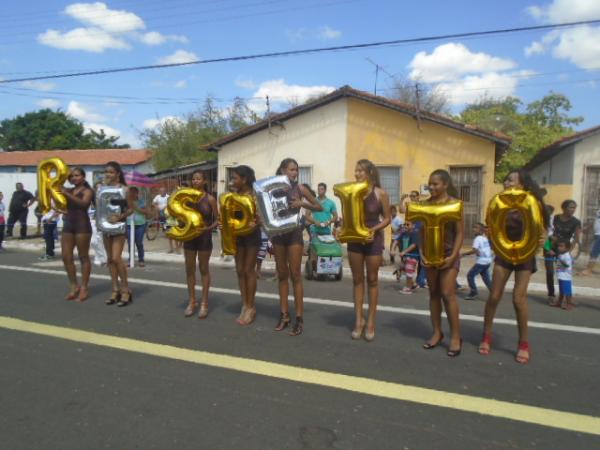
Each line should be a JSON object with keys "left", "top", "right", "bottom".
{"left": 479, "top": 169, "right": 549, "bottom": 364}
{"left": 227, "top": 165, "right": 261, "bottom": 325}
{"left": 347, "top": 159, "right": 391, "bottom": 342}
{"left": 103, "top": 161, "right": 134, "bottom": 307}
{"left": 183, "top": 170, "right": 219, "bottom": 319}
{"left": 60, "top": 167, "right": 94, "bottom": 302}
{"left": 420, "top": 170, "right": 464, "bottom": 356}
{"left": 272, "top": 158, "right": 322, "bottom": 336}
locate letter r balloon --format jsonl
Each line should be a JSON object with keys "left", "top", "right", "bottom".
{"left": 37, "top": 157, "right": 69, "bottom": 214}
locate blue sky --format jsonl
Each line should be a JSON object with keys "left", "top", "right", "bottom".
{"left": 0, "top": 0, "right": 599, "bottom": 147}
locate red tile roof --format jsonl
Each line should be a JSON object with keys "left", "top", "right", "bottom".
{"left": 204, "top": 85, "right": 511, "bottom": 151}
{"left": 0, "top": 149, "right": 152, "bottom": 167}
{"left": 524, "top": 124, "right": 600, "bottom": 170}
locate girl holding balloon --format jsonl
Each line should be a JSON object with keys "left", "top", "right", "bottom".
{"left": 347, "top": 159, "right": 391, "bottom": 342}
{"left": 183, "top": 170, "right": 219, "bottom": 319}
{"left": 420, "top": 169, "right": 464, "bottom": 357}
{"left": 272, "top": 158, "right": 322, "bottom": 336}
{"left": 479, "top": 169, "right": 548, "bottom": 364}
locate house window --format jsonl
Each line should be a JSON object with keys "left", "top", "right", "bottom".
{"left": 379, "top": 166, "right": 402, "bottom": 205}
{"left": 298, "top": 166, "right": 312, "bottom": 187}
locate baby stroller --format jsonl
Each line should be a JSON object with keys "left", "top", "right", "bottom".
{"left": 304, "top": 228, "right": 343, "bottom": 281}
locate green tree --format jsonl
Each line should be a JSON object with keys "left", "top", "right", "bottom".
{"left": 459, "top": 92, "right": 583, "bottom": 180}
{"left": 142, "top": 96, "right": 260, "bottom": 171}
{"left": 0, "top": 109, "right": 129, "bottom": 150}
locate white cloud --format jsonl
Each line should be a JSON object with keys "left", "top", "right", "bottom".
{"left": 21, "top": 80, "right": 57, "bottom": 91}
{"left": 174, "top": 80, "right": 187, "bottom": 89}
{"left": 138, "top": 31, "right": 188, "bottom": 46}
{"left": 142, "top": 116, "right": 181, "bottom": 129}
{"left": 437, "top": 71, "right": 528, "bottom": 105}
{"left": 37, "top": 99, "right": 61, "bottom": 109}
{"left": 525, "top": 1, "right": 600, "bottom": 69}
{"left": 249, "top": 79, "right": 335, "bottom": 114}
{"left": 526, "top": 0, "right": 600, "bottom": 22}
{"left": 67, "top": 100, "right": 106, "bottom": 122}
{"left": 85, "top": 122, "right": 121, "bottom": 138}
{"left": 318, "top": 26, "right": 342, "bottom": 40}
{"left": 65, "top": 2, "right": 145, "bottom": 34}
{"left": 235, "top": 77, "right": 257, "bottom": 89}
{"left": 38, "top": 27, "right": 130, "bottom": 52}
{"left": 408, "top": 43, "right": 516, "bottom": 83}
{"left": 157, "top": 49, "right": 199, "bottom": 65}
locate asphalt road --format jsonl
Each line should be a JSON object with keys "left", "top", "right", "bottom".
{"left": 1, "top": 251, "right": 599, "bottom": 450}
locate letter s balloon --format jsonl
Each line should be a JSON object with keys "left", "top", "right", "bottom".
{"left": 406, "top": 200, "right": 463, "bottom": 267}
{"left": 219, "top": 193, "right": 256, "bottom": 255}
{"left": 486, "top": 188, "right": 543, "bottom": 265}
{"left": 37, "top": 157, "right": 69, "bottom": 214}
{"left": 166, "top": 188, "right": 206, "bottom": 241}
{"left": 333, "top": 181, "right": 372, "bottom": 243}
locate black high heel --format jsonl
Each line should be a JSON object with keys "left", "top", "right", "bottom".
{"left": 274, "top": 312, "right": 290, "bottom": 331}
{"left": 447, "top": 338, "right": 463, "bottom": 358}
{"left": 288, "top": 316, "right": 303, "bottom": 336}
{"left": 117, "top": 291, "right": 133, "bottom": 307}
{"left": 423, "top": 333, "right": 444, "bottom": 349}
{"left": 106, "top": 291, "right": 120, "bottom": 305}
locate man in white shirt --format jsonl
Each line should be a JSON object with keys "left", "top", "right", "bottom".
{"left": 152, "top": 187, "right": 169, "bottom": 228}
{"left": 461, "top": 223, "right": 493, "bottom": 300}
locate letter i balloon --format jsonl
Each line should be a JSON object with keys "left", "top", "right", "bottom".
{"left": 333, "top": 181, "right": 372, "bottom": 243}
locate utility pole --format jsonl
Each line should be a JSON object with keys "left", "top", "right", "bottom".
{"left": 365, "top": 58, "right": 381, "bottom": 96}
{"left": 266, "top": 95, "right": 272, "bottom": 133}
{"left": 415, "top": 82, "right": 422, "bottom": 130}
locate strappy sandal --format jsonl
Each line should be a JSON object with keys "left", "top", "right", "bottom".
{"left": 351, "top": 320, "right": 365, "bottom": 340}
{"left": 65, "top": 286, "right": 81, "bottom": 301}
{"left": 274, "top": 312, "right": 290, "bottom": 331}
{"left": 447, "top": 338, "right": 463, "bottom": 357}
{"left": 478, "top": 333, "right": 492, "bottom": 355}
{"left": 76, "top": 287, "right": 89, "bottom": 303}
{"left": 288, "top": 316, "right": 303, "bottom": 336}
{"left": 198, "top": 302, "right": 209, "bottom": 319}
{"left": 117, "top": 291, "right": 133, "bottom": 307}
{"left": 106, "top": 291, "right": 120, "bottom": 305}
{"left": 238, "top": 307, "right": 256, "bottom": 326}
{"left": 515, "top": 341, "right": 530, "bottom": 364}
{"left": 236, "top": 306, "right": 248, "bottom": 325}
{"left": 184, "top": 301, "right": 198, "bottom": 317}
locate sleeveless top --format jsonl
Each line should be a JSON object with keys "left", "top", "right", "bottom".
{"left": 364, "top": 190, "right": 383, "bottom": 229}
{"left": 287, "top": 182, "right": 302, "bottom": 214}
{"left": 66, "top": 188, "right": 92, "bottom": 222}
{"left": 505, "top": 210, "right": 524, "bottom": 242}
{"left": 192, "top": 193, "right": 214, "bottom": 227}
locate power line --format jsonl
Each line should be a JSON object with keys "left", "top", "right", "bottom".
{"left": 1, "top": 19, "right": 599, "bottom": 85}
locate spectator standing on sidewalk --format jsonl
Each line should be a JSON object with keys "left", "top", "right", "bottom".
{"left": 126, "top": 187, "right": 150, "bottom": 267}
{"left": 39, "top": 208, "right": 60, "bottom": 261}
{"left": 581, "top": 202, "right": 600, "bottom": 276}
{"left": 0, "top": 192, "right": 5, "bottom": 251}
{"left": 396, "top": 221, "right": 419, "bottom": 294}
{"left": 551, "top": 240, "right": 575, "bottom": 310}
{"left": 461, "top": 223, "right": 493, "bottom": 300}
{"left": 389, "top": 205, "right": 404, "bottom": 264}
{"left": 6, "top": 183, "right": 35, "bottom": 239}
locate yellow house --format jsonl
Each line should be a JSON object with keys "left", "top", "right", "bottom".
{"left": 207, "top": 86, "right": 510, "bottom": 238}
{"left": 525, "top": 124, "right": 600, "bottom": 246}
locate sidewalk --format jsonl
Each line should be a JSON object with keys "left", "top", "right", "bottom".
{"left": 3, "top": 231, "right": 600, "bottom": 297}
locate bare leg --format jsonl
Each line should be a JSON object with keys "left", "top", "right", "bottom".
{"left": 197, "top": 250, "right": 212, "bottom": 316}
{"left": 425, "top": 268, "right": 443, "bottom": 346}
{"left": 348, "top": 251, "right": 366, "bottom": 334}
{"left": 61, "top": 232, "right": 79, "bottom": 297}
{"left": 235, "top": 248, "right": 248, "bottom": 321}
{"left": 479, "top": 264, "right": 512, "bottom": 353}
{"left": 74, "top": 233, "right": 92, "bottom": 300}
{"left": 103, "top": 235, "right": 120, "bottom": 293}
{"left": 184, "top": 249, "right": 198, "bottom": 306}
{"left": 365, "top": 254, "right": 382, "bottom": 336}
{"left": 513, "top": 269, "right": 532, "bottom": 362}
{"left": 273, "top": 244, "right": 290, "bottom": 314}
{"left": 110, "top": 235, "right": 129, "bottom": 294}
{"left": 439, "top": 268, "right": 461, "bottom": 351}
{"left": 287, "top": 244, "right": 304, "bottom": 317}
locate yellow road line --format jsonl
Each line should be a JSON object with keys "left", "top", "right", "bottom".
{"left": 1, "top": 316, "right": 599, "bottom": 436}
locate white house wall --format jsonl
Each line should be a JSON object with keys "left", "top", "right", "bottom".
{"left": 574, "top": 132, "right": 600, "bottom": 206}
{"left": 217, "top": 99, "right": 348, "bottom": 203}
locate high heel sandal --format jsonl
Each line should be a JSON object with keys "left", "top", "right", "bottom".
{"left": 288, "top": 316, "right": 303, "bottom": 336}
{"left": 515, "top": 341, "right": 530, "bottom": 364}
{"left": 274, "top": 312, "right": 290, "bottom": 331}
{"left": 117, "top": 291, "right": 133, "bottom": 307}
{"left": 478, "top": 333, "right": 492, "bottom": 355}
{"left": 364, "top": 327, "right": 376, "bottom": 342}
{"left": 184, "top": 301, "right": 198, "bottom": 317}
{"left": 238, "top": 307, "right": 256, "bottom": 326}
{"left": 351, "top": 320, "right": 365, "bottom": 340}
{"left": 236, "top": 306, "right": 248, "bottom": 325}
{"left": 423, "top": 333, "right": 444, "bottom": 349}
{"left": 447, "top": 338, "right": 463, "bottom": 357}
{"left": 106, "top": 291, "right": 120, "bottom": 305}
{"left": 76, "top": 287, "right": 89, "bottom": 303}
{"left": 197, "top": 302, "right": 209, "bottom": 319}
{"left": 65, "top": 286, "right": 81, "bottom": 301}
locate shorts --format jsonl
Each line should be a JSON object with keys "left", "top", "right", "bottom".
{"left": 347, "top": 232, "right": 384, "bottom": 256}
{"left": 236, "top": 227, "right": 262, "bottom": 248}
{"left": 183, "top": 231, "right": 213, "bottom": 252}
{"left": 62, "top": 217, "right": 92, "bottom": 235}
{"left": 271, "top": 228, "right": 303, "bottom": 247}
{"left": 558, "top": 279, "right": 572, "bottom": 297}
{"left": 590, "top": 235, "right": 600, "bottom": 260}
{"left": 494, "top": 256, "right": 537, "bottom": 273}
{"left": 404, "top": 257, "right": 418, "bottom": 280}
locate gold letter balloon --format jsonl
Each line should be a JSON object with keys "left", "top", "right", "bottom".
{"left": 486, "top": 188, "right": 543, "bottom": 265}
{"left": 406, "top": 200, "right": 463, "bottom": 267}
{"left": 37, "top": 157, "right": 69, "bottom": 214}
{"left": 219, "top": 193, "right": 256, "bottom": 255}
{"left": 166, "top": 188, "right": 206, "bottom": 241}
{"left": 333, "top": 181, "right": 372, "bottom": 243}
